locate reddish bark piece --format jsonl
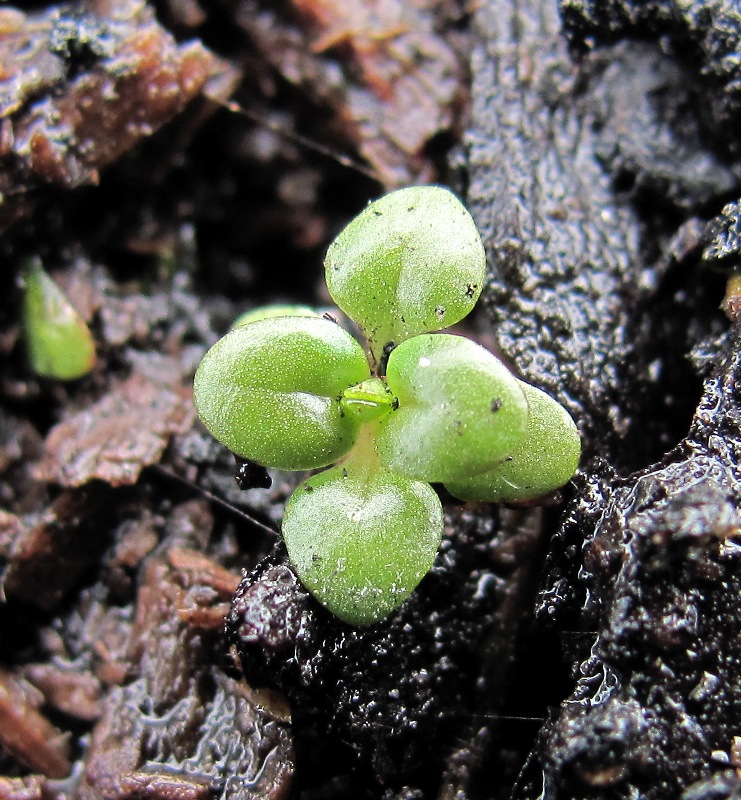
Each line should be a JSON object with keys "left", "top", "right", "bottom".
{"left": 0, "top": 670, "right": 71, "bottom": 778}
{"left": 34, "top": 373, "right": 195, "bottom": 488}
{"left": 78, "top": 522, "right": 294, "bottom": 800}
{"left": 176, "top": 601, "right": 232, "bottom": 629}
{"left": 168, "top": 547, "right": 242, "bottom": 597}
{"left": 239, "top": 0, "right": 464, "bottom": 185}
{"left": 116, "top": 772, "right": 211, "bottom": 800}
{"left": 0, "top": 510, "right": 22, "bottom": 558}
{"left": 23, "top": 664, "right": 102, "bottom": 722}
{"left": 0, "top": 1, "right": 230, "bottom": 230}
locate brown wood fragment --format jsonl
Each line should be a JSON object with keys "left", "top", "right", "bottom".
{"left": 0, "top": 670, "right": 71, "bottom": 778}
{"left": 0, "top": 510, "right": 22, "bottom": 559}
{"left": 176, "top": 601, "right": 232, "bottom": 629}
{"left": 23, "top": 664, "right": 102, "bottom": 722}
{"left": 77, "top": 515, "right": 295, "bottom": 800}
{"left": 167, "top": 547, "right": 241, "bottom": 629}
{"left": 33, "top": 372, "right": 196, "bottom": 488}
{"left": 723, "top": 272, "right": 741, "bottom": 321}
{"left": 168, "top": 547, "right": 242, "bottom": 597}
{"left": 117, "top": 772, "right": 211, "bottom": 800}
{"left": 0, "top": 1, "right": 234, "bottom": 231}
{"left": 238, "top": 0, "right": 465, "bottom": 185}
{"left": 1, "top": 488, "right": 114, "bottom": 609}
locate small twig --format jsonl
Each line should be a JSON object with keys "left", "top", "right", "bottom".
{"left": 209, "top": 96, "right": 383, "bottom": 184}
{"left": 149, "top": 465, "right": 280, "bottom": 537}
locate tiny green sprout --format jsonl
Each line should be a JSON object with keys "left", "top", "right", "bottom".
{"left": 340, "top": 377, "right": 395, "bottom": 423}
{"left": 22, "top": 259, "right": 96, "bottom": 381}
{"left": 194, "top": 185, "right": 581, "bottom": 625}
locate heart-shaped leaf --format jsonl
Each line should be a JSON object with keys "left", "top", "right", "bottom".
{"left": 282, "top": 452, "right": 444, "bottom": 625}
{"left": 193, "top": 316, "right": 370, "bottom": 470}
{"left": 445, "top": 382, "right": 581, "bottom": 502}
{"left": 376, "top": 334, "right": 529, "bottom": 483}
{"left": 324, "top": 186, "right": 486, "bottom": 365}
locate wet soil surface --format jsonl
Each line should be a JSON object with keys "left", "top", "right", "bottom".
{"left": 3, "top": 1, "right": 741, "bottom": 799}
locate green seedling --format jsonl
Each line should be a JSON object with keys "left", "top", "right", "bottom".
{"left": 22, "top": 259, "right": 96, "bottom": 381}
{"left": 194, "top": 185, "right": 581, "bottom": 625}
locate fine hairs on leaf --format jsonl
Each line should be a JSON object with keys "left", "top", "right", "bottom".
{"left": 193, "top": 185, "right": 581, "bottom": 625}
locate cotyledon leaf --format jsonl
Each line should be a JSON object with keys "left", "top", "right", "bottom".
{"left": 282, "top": 442, "right": 444, "bottom": 625}
{"left": 324, "top": 185, "right": 486, "bottom": 366}
{"left": 445, "top": 381, "right": 581, "bottom": 503}
{"left": 376, "top": 333, "right": 529, "bottom": 483}
{"left": 193, "top": 316, "right": 371, "bottom": 470}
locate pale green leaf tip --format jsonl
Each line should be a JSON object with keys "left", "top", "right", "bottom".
{"left": 231, "top": 304, "right": 318, "bottom": 329}
{"left": 22, "top": 259, "right": 96, "bottom": 381}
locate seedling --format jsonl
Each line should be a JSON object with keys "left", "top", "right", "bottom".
{"left": 194, "top": 185, "right": 581, "bottom": 625}
{"left": 22, "top": 259, "right": 96, "bottom": 381}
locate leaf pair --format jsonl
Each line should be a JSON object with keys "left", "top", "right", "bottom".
{"left": 193, "top": 317, "right": 529, "bottom": 478}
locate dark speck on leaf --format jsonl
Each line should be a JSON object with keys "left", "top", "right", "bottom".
{"left": 342, "top": 468, "right": 349, "bottom": 478}
{"left": 322, "top": 312, "right": 338, "bottom": 323}
{"left": 491, "top": 398, "right": 502, "bottom": 413}
{"left": 304, "top": 484, "right": 314, "bottom": 493}
{"left": 465, "top": 283, "right": 477, "bottom": 298}
{"left": 435, "top": 305, "right": 445, "bottom": 319}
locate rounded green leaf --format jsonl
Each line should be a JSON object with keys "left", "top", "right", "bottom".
{"left": 324, "top": 185, "right": 486, "bottom": 364}
{"left": 282, "top": 455, "right": 444, "bottom": 625}
{"left": 193, "top": 316, "right": 371, "bottom": 470}
{"left": 445, "top": 382, "right": 581, "bottom": 503}
{"left": 376, "top": 334, "right": 529, "bottom": 483}
{"left": 22, "top": 259, "right": 96, "bottom": 381}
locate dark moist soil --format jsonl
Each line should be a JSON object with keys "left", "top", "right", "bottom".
{"left": 3, "top": 1, "right": 741, "bottom": 799}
